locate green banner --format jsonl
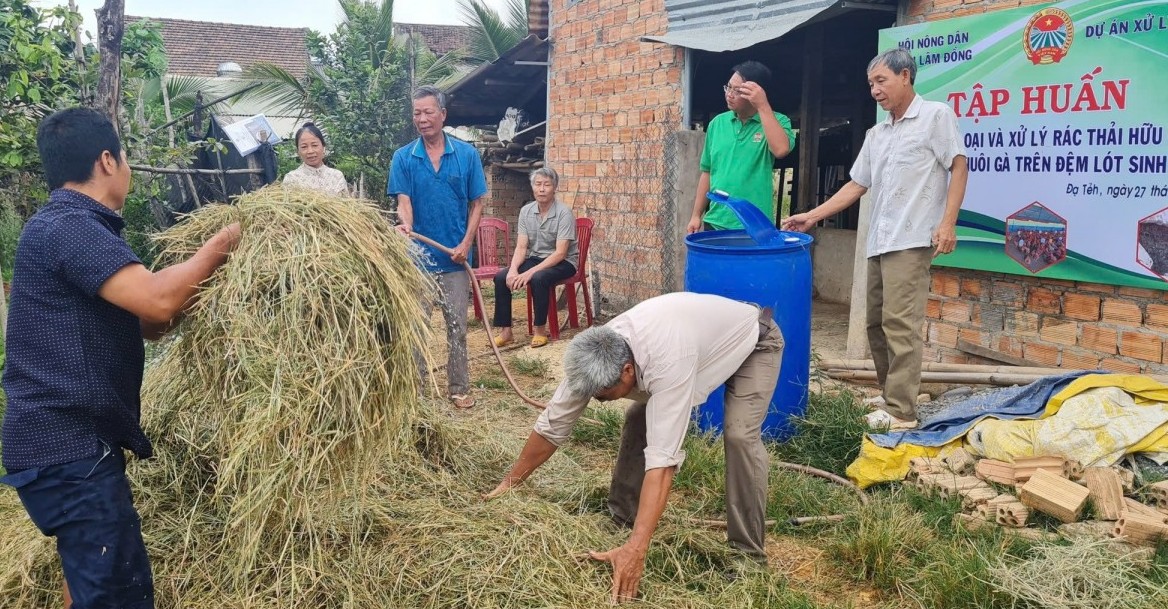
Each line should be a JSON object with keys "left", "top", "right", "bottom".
{"left": 880, "top": 0, "right": 1168, "bottom": 289}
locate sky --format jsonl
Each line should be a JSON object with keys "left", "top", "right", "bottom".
{"left": 40, "top": 0, "right": 515, "bottom": 39}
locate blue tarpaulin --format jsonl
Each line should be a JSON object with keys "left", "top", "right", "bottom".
{"left": 867, "top": 371, "right": 1093, "bottom": 449}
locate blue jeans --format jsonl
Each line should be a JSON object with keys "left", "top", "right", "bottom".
{"left": 3, "top": 445, "right": 154, "bottom": 609}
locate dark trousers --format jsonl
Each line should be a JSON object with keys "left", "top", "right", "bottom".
{"left": 493, "top": 257, "right": 576, "bottom": 327}
{"left": 9, "top": 446, "right": 154, "bottom": 609}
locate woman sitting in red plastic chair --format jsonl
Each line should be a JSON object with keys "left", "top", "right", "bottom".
{"left": 493, "top": 167, "right": 578, "bottom": 348}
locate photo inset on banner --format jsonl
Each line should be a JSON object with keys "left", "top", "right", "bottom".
{"left": 1137, "top": 207, "right": 1168, "bottom": 280}
{"left": 1005, "top": 202, "right": 1067, "bottom": 274}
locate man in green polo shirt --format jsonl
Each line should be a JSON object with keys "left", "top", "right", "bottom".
{"left": 687, "top": 61, "right": 796, "bottom": 233}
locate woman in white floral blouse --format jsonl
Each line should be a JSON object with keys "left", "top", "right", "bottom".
{"left": 282, "top": 122, "right": 349, "bottom": 196}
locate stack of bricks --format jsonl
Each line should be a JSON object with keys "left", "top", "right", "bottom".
{"left": 545, "top": 0, "right": 683, "bottom": 312}
{"left": 924, "top": 268, "right": 1168, "bottom": 374}
{"left": 905, "top": 0, "right": 1057, "bottom": 23}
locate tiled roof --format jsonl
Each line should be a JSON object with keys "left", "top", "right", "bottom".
{"left": 393, "top": 23, "right": 472, "bottom": 55}
{"left": 131, "top": 16, "right": 310, "bottom": 79}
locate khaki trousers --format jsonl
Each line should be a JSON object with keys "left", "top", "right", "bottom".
{"left": 420, "top": 270, "right": 470, "bottom": 396}
{"left": 608, "top": 311, "right": 783, "bottom": 559}
{"left": 865, "top": 246, "right": 933, "bottom": 420}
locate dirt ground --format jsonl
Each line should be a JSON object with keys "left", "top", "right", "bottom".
{"left": 422, "top": 292, "right": 896, "bottom": 608}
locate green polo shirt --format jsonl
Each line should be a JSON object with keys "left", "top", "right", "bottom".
{"left": 699, "top": 110, "right": 796, "bottom": 230}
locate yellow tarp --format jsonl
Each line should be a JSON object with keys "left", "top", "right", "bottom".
{"left": 845, "top": 374, "right": 1168, "bottom": 489}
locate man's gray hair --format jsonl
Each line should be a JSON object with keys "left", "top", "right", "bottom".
{"left": 563, "top": 326, "right": 632, "bottom": 397}
{"left": 529, "top": 166, "right": 559, "bottom": 188}
{"left": 412, "top": 85, "right": 447, "bottom": 110}
{"left": 867, "top": 48, "right": 917, "bottom": 84}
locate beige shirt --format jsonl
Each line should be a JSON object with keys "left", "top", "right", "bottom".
{"left": 850, "top": 95, "right": 966, "bottom": 258}
{"left": 283, "top": 163, "right": 349, "bottom": 196}
{"left": 534, "top": 293, "right": 759, "bottom": 470}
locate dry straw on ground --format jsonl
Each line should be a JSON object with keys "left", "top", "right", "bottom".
{"left": 0, "top": 187, "right": 803, "bottom": 608}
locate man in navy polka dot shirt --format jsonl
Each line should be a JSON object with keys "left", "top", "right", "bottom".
{"left": 1, "top": 108, "right": 241, "bottom": 609}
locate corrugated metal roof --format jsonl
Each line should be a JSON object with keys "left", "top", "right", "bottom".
{"left": 444, "top": 35, "right": 549, "bottom": 127}
{"left": 644, "top": 0, "right": 892, "bottom": 53}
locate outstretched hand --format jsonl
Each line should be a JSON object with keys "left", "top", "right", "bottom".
{"left": 589, "top": 543, "right": 646, "bottom": 604}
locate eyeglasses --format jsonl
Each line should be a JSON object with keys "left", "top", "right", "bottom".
{"left": 723, "top": 84, "right": 741, "bottom": 97}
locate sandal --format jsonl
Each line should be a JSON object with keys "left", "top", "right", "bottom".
{"left": 862, "top": 409, "right": 918, "bottom": 431}
{"left": 530, "top": 335, "right": 549, "bottom": 348}
{"left": 451, "top": 394, "right": 476, "bottom": 409}
{"left": 493, "top": 335, "right": 514, "bottom": 348}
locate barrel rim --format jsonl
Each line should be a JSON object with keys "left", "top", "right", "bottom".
{"left": 684, "top": 229, "right": 814, "bottom": 252}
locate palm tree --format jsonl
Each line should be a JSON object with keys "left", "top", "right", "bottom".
{"left": 457, "top": 0, "right": 531, "bottom": 65}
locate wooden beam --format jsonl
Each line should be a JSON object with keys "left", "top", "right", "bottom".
{"left": 129, "top": 164, "right": 263, "bottom": 176}
{"left": 795, "top": 24, "right": 823, "bottom": 214}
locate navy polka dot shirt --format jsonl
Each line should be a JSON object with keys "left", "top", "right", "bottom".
{"left": 2, "top": 188, "right": 149, "bottom": 471}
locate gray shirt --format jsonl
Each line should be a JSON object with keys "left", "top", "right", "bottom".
{"left": 518, "top": 200, "right": 578, "bottom": 269}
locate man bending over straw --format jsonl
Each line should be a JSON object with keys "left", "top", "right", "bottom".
{"left": 1, "top": 107, "right": 240, "bottom": 608}
{"left": 485, "top": 292, "right": 784, "bottom": 603}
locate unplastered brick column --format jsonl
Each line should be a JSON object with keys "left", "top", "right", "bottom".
{"left": 482, "top": 166, "right": 530, "bottom": 231}
{"left": 905, "top": 0, "right": 1054, "bottom": 23}
{"left": 924, "top": 267, "right": 1168, "bottom": 374}
{"left": 547, "top": 0, "right": 683, "bottom": 314}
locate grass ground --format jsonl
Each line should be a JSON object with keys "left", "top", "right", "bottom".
{"left": 446, "top": 288, "right": 1168, "bottom": 608}
{"left": 1, "top": 283, "right": 1166, "bottom": 606}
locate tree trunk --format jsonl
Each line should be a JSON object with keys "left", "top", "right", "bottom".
{"left": 95, "top": 0, "right": 125, "bottom": 133}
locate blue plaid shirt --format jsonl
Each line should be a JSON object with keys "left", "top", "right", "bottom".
{"left": 2, "top": 189, "right": 147, "bottom": 472}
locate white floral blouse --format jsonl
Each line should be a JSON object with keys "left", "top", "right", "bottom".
{"left": 283, "top": 163, "right": 349, "bottom": 196}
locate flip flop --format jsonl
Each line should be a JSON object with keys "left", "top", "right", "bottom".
{"left": 493, "top": 335, "right": 514, "bottom": 348}
{"left": 451, "top": 394, "right": 476, "bottom": 409}
{"left": 530, "top": 335, "right": 549, "bottom": 348}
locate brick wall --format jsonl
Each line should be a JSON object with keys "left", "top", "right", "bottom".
{"left": 904, "top": 0, "right": 1054, "bottom": 22}
{"left": 926, "top": 268, "right": 1168, "bottom": 374}
{"left": 547, "top": 0, "right": 683, "bottom": 313}
{"left": 482, "top": 166, "right": 530, "bottom": 232}
{"left": 906, "top": 0, "right": 1168, "bottom": 372}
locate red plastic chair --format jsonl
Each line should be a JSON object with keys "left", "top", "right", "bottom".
{"left": 527, "top": 217, "right": 594, "bottom": 339}
{"left": 472, "top": 217, "right": 511, "bottom": 321}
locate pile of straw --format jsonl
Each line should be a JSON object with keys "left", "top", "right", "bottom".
{"left": 0, "top": 187, "right": 801, "bottom": 607}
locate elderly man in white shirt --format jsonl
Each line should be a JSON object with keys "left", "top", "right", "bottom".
{"left": 484, "top": 292, "right": 783, "bottom": 604}
{"left": 784, "top": 47, "right": 968, "bottom": 430}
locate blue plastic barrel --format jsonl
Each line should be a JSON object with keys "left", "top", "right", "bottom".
{"left": 684, "top": 229, "right": 814, "bottom": 439}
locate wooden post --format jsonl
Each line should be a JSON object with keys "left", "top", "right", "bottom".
{"left": 795, "top": 25, "right": 822, "bottom": 214}
{"left": 94, "top": 0, "right": 125, "bottom": 132}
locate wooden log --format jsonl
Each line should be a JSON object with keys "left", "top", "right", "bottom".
{"left": 1020, "top": 468, "right": 1090, "bottom": 523}
{"left": 818, "top": 359, "right": 1065, "bottom": 376}
{"left": 1082, "top": 467, "right": 1126, "bottom": 520}
{"left": 822, "top": 370, "right": 1049, "bottom": 386}
{"left": 943, "top": 448, "right": 976, "bottom": 476}
{"left": 1112, "top": 511, "right": 1168, "bottom": 545}
{"left": 818, "top": 359, "right": 1168, "bottom": 383}
{"left": 129, "top": 164, "right": 263, "bottom": 176}
{"left": 975, "top": 459, "right": 1016, "bottom": 485}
